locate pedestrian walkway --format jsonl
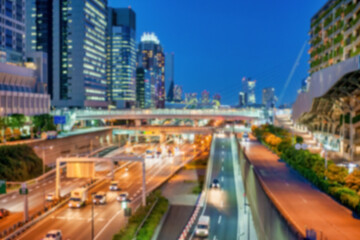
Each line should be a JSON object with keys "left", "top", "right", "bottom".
{"left": 157, "top": 168, "right": 200, "bottom": 240}
{"left": 243, "top": 138, "right": 360, "bottom": 240}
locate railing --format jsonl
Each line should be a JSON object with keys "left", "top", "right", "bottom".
{"left": 52, "top": 108, "right": 266, "bottom": 119}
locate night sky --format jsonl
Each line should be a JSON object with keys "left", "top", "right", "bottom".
{"left": 109, "top": 0, "right": 328, "bottom": 106}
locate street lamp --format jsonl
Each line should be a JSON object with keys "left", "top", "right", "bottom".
{"left": 91, "top": 192, "right": 95, "bottom": 240}
{"left": 35, "top": 145, "right": 53, "bottom": 174}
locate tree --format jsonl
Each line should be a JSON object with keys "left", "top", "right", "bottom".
{"left": 32, "top": 114, "right": 56, "bottom": 133}
{"left": 13, "top": 128, "right": 21, "bottom": 139}
{"left": 4, "top": 127, "right": 12, "bottom": 140}
{"left": 295, "top": 135, "right": 304, "bottom": 144}
{"left": 345, "top": 169, "right": 360, "bottom": 193}
{"left": 8, "top": 114, "right": 26, "bottom": 129}
{"left": 325, "top": 164, "right": 348, "bottom": 184}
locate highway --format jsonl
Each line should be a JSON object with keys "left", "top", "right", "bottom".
{"left": 0, "top": 145, "right": 131, "bottom": 234}
{"left": 14, "top": 143, "right": 197, "bottom": 240}
{"left": 190, "top": 134, "right": 257, "bottom": 240}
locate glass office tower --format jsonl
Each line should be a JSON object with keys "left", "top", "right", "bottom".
{"left": 0, "top": 0, "right": 25, "bottom": 63}
{"left": 107, "top": 7, "right": 136, "bottom": 109}
{"left": 137, "top": 33, "right": 165, "bottom": 108}
{"left": 52, "top": 0, "right": 108, "bottom": 108}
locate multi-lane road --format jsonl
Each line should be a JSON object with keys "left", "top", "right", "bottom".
{"left": 192, "top": 134, "right": 257, "bottom": 240}
{"left": 0, "top": 146, "right": 129, "bottom": 234}
{"left": 9, "top": 143, "right": 196, "bottom": 240}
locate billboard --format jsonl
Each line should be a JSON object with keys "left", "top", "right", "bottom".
{"left": 66, "top": 162, "right": 95, "bottom": 178}
{"left": 54, "top": 116, "right": 66, "bottom": 125}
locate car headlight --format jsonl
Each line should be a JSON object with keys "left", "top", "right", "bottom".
{"left": 68, "top": 203, "right": 71, "bottom": 207}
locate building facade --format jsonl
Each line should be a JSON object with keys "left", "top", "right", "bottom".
{"left": 293, "top": 0, "right": 360, "bottom": 162}
{"left": 0, "top": 0, "right": 26, "bottom": 63}
{"left": 107, "top": 7, "right": 136, "bottom": 109}
{"left": 25, "top": 0, "right": 53, "bottom": 98}
{"left": 52, "top": 0, "right": 108, "bottom": 108}
{"left": 262, "top": 87, "right": 276, "bottom": 108}
{"left": 136, "top": 67, "right": 151, "bottom": 109}
{"left": 137, "top": 33, "right": 165, "bottom": 108}
{"left": 309, "top": 0, "right": 360, "bottom": 74}
{"left": 0, "top": 61, "right": 50, "bottom": 116}
{"left": 241, "top": 77, "right": 256, "bottom": 106}
{"left": 201, "top": 90, "right": 210, "bottom": 106}
{"left": 173, "top": 84, "right": 183, "bottom": 102}
{"left": 165, "top": 52, "right": 174, "bottom": 101}
{"left": 239, "top": 91, "right": 245, "bottom": 107}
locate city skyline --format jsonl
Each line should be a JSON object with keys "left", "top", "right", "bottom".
{"left": 109, "top": 0, "right": 328, "bottom": 106}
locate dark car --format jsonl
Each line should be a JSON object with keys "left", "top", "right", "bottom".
{"left": 210, "top": 179, "right": 220, "bottom": 188}
{"left": 0, "top": 208, "right": 9, "bottom": 219}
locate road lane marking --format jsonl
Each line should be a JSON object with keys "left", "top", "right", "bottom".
{"left": 221, "top": 176, "right": 224, "bottom": 182}
{"left": 222, "top": 166, "right": 224, "bottom": 171}
{"left": 218, "top": 215, "right": 222, "bottom": 224}
{"left": 94, "top": 210, "right": 122, "bottom": 240}
{"left": 1, "top": 199, "right": 7, "bottom": 203}
{"left": 12, "top": 195, "right": 16, "bottom": 199}
{"left": 213, "top": 236, "right": 217, "bottom": 240}
{"left": 36, "top": 186, "right": 40, "bottom": 189}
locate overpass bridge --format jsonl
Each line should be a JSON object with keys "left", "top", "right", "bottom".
{"left": 51, "top": 108, "right": 269, "bottom": 131}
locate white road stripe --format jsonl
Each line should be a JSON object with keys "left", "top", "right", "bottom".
{"left": 221, "top": 176, "right": 224, "bottom": 182}
{"left": 1, "top": 199, "right": 7, "bottom": 203}
{"left": 218, "top": 215, "right": 222, "bottom": 224}
{"left": 94, "top": 210, "right": 122, "bottom": 240}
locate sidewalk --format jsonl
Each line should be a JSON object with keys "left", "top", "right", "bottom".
{"left": 156, "top": 168, "right": 200, "bottom": 240}
{"left": 243, "top": 139, "right": 360, "bottom": 240}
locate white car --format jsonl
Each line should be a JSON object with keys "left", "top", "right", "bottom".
{"left": 46, "top": 193, "right": 55, "bottom": 202}
{"left": 109, "top": 181, "right": 121, "bottom": 191}
{"left": 117, "top": 192, "right": 129, "bottom": 202}
{"left": 242, "top": 132, "right": 249, "bottom": 142}
{"left": 210, "top": 179, "right": 220, "bottom": 188}
{"left": 44, "top": 230, "right": 62, "bottom": 240}
{"left": 195, "top": 215, "right": 210, "bottom": 237}
{"left": 93, "top": 192, "right": 107, "bottom": 205}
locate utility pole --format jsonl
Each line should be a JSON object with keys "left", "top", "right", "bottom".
{"left": 91, "top": 193, "right": 95, "bottom": 240}
{"left": 142, "top": 160, "right": 146, "bottom": 206}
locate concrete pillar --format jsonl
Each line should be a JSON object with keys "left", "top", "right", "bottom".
{"left": 160, "top": 132, "right": 166, "bottom": 144}
{"left": 135, "top": 131, "right": 139, "bottom": 143}
{"left": 135, "top": 120, "right": 141, "bottom": 127}
{"left": 194, "top": 119, "right": 199, "bottom": 127}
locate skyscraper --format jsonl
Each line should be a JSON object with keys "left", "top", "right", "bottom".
{"left": 0, "top": 0, "right": 25, "bottom": 63}
{"left": 173, "top": 85, "right": 183, "bottom": 102}
{"left": 239, "top": 92, "right": 245, "bottom": 107}
{"left": 52, "top": 0, "right": 108, "bottom": 108}
{"left": 26, "top": 0, "right": 53, "bottom": 97}
{"left": 201, "top": 90, "right": 210, "bottom": 105}
{"left": 136, "top": 67, "right": 151, "bottom": 109}
{"left": 241, "top": 77, "right": 256, "bottom": 106}
{"left": 107, "top": 7, "right": 136, "bottom": 109}
{"left": 262, "top": 87, "right": 276, "bottom": 108}
{"left": 137, "top": 33, "right": 165, "bottom": 108}
{"left": 165, "top": 52, "right": 175, "bottom": 102}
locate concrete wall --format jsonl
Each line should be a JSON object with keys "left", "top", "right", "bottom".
{"left": 238, "top": 145, "right": 301, "bottom": 240}
{"left": 29, "top": 129, "right": 114, "bottom": 167}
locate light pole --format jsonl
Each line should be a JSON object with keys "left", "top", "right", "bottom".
{"left": 91, "top": 192, "right": 95, "bottom": 240}
{"left": 35, "top": 145, "right": 53, "bottom": 174}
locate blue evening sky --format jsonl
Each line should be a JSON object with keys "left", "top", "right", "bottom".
{"left": 109, "top": 0, "right": 328, "bottom": 106}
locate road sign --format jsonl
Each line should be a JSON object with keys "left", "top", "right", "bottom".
{"left": 19, "top": 188, "right": 28, "bottom": 195}
{"left": 0, "top": 180, "right": 6, "bottom": 194}
{"left": 54, "top": 116, "right": 66, "bottom": 125}
{"left": 295, "top": 143, "right": 301, "bottom": 150}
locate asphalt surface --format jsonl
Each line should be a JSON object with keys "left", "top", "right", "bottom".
{"left": 243, "top": 135, "right": 360, "bottom": 240}
{"left": 14, "top": 144, "right": 195, "bottom": 240}
{"left": 0, "top": 146, "right": 122, "bottom": 234}
{"left": 193, "top": 136, "right": 239, "bottom": 240}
